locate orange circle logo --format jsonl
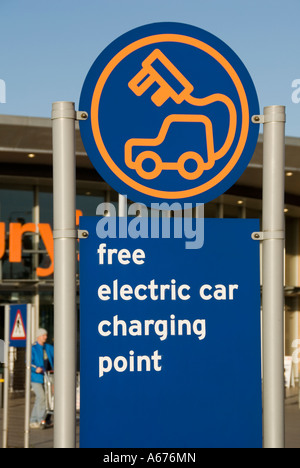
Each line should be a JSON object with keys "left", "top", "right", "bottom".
{"left": 80, "top": 24, "right": 259, "bottom": 206}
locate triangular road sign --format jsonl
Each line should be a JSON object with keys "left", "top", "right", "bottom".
{"left": 10, "top": 310, "right": 26, "bottom": 340}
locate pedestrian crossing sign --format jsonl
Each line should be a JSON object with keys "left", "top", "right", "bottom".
{"left": 9, "top": 304, "right": 27, "bottom": 347}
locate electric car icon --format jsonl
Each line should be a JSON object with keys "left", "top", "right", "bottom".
{"left": 125, "top": 114, "right": 215, "bottom": 180}
{"left": 126, "top": 49, "right": 237, "bottom": 181}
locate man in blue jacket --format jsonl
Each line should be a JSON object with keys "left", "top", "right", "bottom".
{"left": 30, "top": 328, "right": 54, "bottom": 429}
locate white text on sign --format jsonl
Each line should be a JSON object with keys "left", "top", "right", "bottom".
{"left": 95, "top": 243, "right": 239, "bottom": 379}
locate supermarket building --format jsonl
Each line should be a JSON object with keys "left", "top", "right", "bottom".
{"left": 0, "top": 113, "right": 300, "bottom": 382}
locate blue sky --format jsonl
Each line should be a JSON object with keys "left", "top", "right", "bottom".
{"left": 0, "top": 0, "right": 299, "bottom": 137}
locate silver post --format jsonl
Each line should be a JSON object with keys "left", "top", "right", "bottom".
{"left": 261, "top": 105, "right": 286, "bottom": 448}
{"left": 52, "top": 102, "right": 77, "bottom": 448}
{"left": 118, "top": 194, "right": 127, "bottom": 217}
{"left": 2, "top": 305, "right": 9, "bottom": 448}
{"left": 24, "top": 304, "right": 32, "bottom": 448}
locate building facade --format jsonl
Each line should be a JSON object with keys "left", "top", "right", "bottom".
{"left": 0, "top": 113, "right": 300, "bottom": 383}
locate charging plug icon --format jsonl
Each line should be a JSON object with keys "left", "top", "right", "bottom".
{"left": 126, "top": 49, "right": 237, "bottom": 180}
{"left": 128, "top": 49, "right": 194, "bottom": 107}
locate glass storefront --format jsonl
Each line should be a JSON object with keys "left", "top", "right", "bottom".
{"left": 0, "top": 184, "right": 110, "bottom": 343}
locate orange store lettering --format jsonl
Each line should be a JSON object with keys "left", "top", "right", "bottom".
{"left": 0, "top": 210, "right": 82, "bottom": 278}
{"left": 0, "top": 221, "right": 54, "bottom": 278}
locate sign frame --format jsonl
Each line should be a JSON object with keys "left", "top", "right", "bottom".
{"left": 79, "top": 216, "right": 262, "bottom": 448}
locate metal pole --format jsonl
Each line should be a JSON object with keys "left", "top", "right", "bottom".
{"left": 118, "top": 194, "right": 127, "bottom": 217}
{"left": 261, "top": 105, "right": 286, "bottom": 448}
{"left": 52, "top": 102, "right": 77, "bottom": 448}
{"left": 33, "top": 186, "right": 40, "bottom": 336}
{"left": 2, "top": 305, "right": 9, "bottom": 448}
{"left": 24, "top": 304, "right": 32, "bottom": 448}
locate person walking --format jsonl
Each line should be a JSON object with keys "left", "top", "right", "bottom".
{"left": 30, "top": 328, "right": 54, "bottom": 429}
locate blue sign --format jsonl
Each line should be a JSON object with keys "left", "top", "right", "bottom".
{"left": 9, "top": 304, "right": 27, "bottom": 348}
{"left": 79, "top": 23, "right": 259, "bottom": 206}
{"left": 79, "top": 217, "right": 262, "bottom": 448}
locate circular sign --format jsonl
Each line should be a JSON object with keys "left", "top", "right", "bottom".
{"left": 79, "top": 23, "right": 259, "bottom": 207}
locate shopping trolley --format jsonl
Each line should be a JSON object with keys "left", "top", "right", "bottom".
{"left": 43, "top": 371, "right": 80, "bottom": 420}
{"left": 44, "top": 370, "right": 54, "bottom": 416}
